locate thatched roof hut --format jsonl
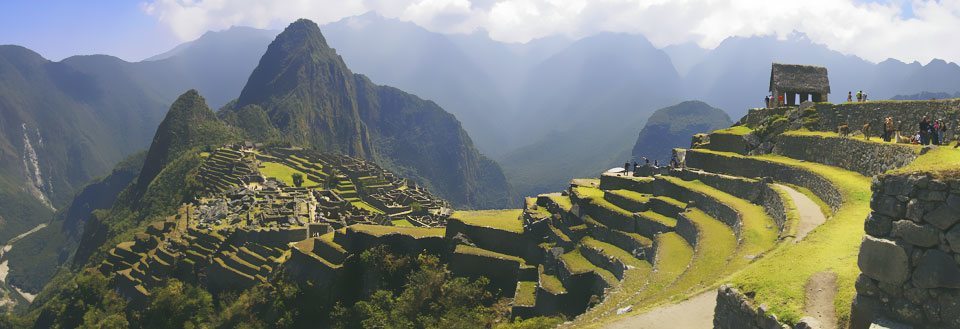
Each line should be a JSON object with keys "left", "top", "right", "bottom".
{"left": 769, "top": 63, "right": 830, "bottom": 105}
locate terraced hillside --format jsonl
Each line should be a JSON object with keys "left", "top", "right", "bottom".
{"left": 76, "top": 98, "right": 960, "bottom": 328}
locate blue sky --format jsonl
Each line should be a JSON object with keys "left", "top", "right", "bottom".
{"left": 1, "top": 0, "right": 956, "bottom": 63}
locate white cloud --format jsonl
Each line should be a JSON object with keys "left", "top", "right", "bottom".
{"left": 141, "top": 0, "right": 960, "bottom": 63}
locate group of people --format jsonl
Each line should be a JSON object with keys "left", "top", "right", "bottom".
{"left": 879, "top": 115, "right": 955, "bottom": 146}
{"left": 764, "top": 94, "right": 785, "bottom": 108}
{"left": 847, "top": 91, "right": 869, "bottom": 102}
{"left": 916, "top": 116, "right": 951, "bottom": 146}
{"left": 620, "top": 156, "right": 681, "bottom": 177}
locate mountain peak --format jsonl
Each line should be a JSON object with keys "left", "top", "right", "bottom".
{"left": 277, "top": 18, "right": 331, "bottom": 50}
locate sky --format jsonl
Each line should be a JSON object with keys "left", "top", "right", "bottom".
{"left": 0, "top": 0, "right": 957, "bottom": 64}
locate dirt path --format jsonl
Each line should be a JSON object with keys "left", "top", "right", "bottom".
{"left": 603, "top": 291, "right": 716, "bottom": 329}
{"left": 804, "top": 271, "right": 838, "bottom": 329}
{"left": 773, "top": 184, "right": 827, "bottom": 241}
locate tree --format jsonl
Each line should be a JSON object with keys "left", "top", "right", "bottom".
{"left": 292, "top": 173, "right": 304, "bottom": 187}
{"left": 139, "top": 280, "right": 213, "bottom": 329}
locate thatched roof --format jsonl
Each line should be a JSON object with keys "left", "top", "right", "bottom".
{"left": 769, "top": 63, "right": 830, "bottom": 94}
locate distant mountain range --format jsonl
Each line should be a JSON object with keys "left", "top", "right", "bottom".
{"left": 3, "top": 12, "right": 960, "bottom": 257}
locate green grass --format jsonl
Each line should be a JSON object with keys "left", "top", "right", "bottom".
{"left": 607, "top": 189, "right": 652, "bottom": 203}
{"left": 573, "top": 232, "right": 692, "bottom": 327}
{"left": 538, "top": 266, "right": 567, "bottom": 294}
{"left": 581, "top": 237, "right": 649, "bottom": 268}
{"left": 351, "top": 200, "right": 385, "bottom": 214}
{"left": 712, "top": 125, "right": 753, "bottom": 136}
{"left": 259, "top": 161, "right": 319, "bottom": 187}
{"left": 659, "top": 176, "right": 779, "bottom": 267}
{"left": 769, "top": 184, "right": 801, "bottom": 239}
{"left": 549, "top": 195, "right": 573, "bottom": 212}
{"left": 636, "top": 211, "right": 678, "bottom": 228}
{"left": 647, "top": 209, "right": 737, "bottom": 300}
{"left": 572, "top": 185, "right": 604, "bottom": 199}
{"left": 349, "top": 224, "right": 444, "bottom": 239}
{"left": 890, "top": 145, "right": 960, "bottom": 177}
{"left": 449, "top": 209, "right": 524, "bottom": 234}
{"left": 560, "top": 249, "right": 617, "bottom": 285}
{"left": 454, "top": 245, "right": 525, "bottom": 263}
{"left": 391, "top": 219, "right": 414, "bottom": 227}
{"left": 706, "top": 152, "right": 872, "bottom": 326}
{"left": 514, "top": 281, "right": 537, "bottom": 306}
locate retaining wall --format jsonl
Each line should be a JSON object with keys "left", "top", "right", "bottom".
{"left": 685, "top": 150, "right": 842, "bottom": 211}
{"left": 772, "top": 134, "right": 918, "bottom": 176}
{"left": 851, "top": 172, "right": 960, "bottom": 328}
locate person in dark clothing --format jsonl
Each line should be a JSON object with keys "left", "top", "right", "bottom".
{"left": 624, "top": 162, "right": 630, "bottom": 173}
{"left": 933, "top": 120, "right": 941, "bottom": 145}
{"left": 919, "top": 116, "right": 932, "bottom": 145}
{"left": 633, "top": 161, "right": 639, "bottom": 172}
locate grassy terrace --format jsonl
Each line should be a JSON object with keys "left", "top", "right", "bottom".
{"left": 348, "top": 224, "right": 444, "bottom": 239}
{"left": 539, "top": 266, "right": 567, "bottom": 294}
{"left": 606, "top": 189, "right": 651, "bottom": 204}
{"left": 782, "top": 129, "right": 924, "bottom": 149}
{"left": 259, "top": 161, "right": 320, "bottom": 187}
{"left": 659, "top": 176, "right": 778, "bottom": 267}
{"left": 574, "top": 232, "right": 692, "bottom": 327}
{"left": 695, "top": 150, "right": 871, "bottom": 326}
{"left": 890, "top": 145, "right": 960, "bottom": 177}
{"left": 449, "top": 209, "right": 524, "bottom": 234}
{"left": 549, "top": 194, "right": 573, "bottom": 212}
{"left": 560, "top": 249, "right": 617, "bottom": 286}
{"left": 711, "top": 125, "right": 753, "bottom": 136}
{"left": 514, "top": 281, "right": 537, "bottom": 306}
{"left": 783, "top": 183, "right": 833, "bottom": 218}
{"left": 350, "top": 200, "right": 384, "bottom": 214}
{"left": 391, "top": 219, "right": 414, "bottom": 227}
{"left": 581, "top": 237, "right": 649, "bottom": 269}
{"left": 454, "top": 244, "right": 525, "bottom": 263}
{"left": 646, "top": 209, "right": 736, "bottom": 301}
{"left": 636, "top": 211, "right": 677, "bottom": 228}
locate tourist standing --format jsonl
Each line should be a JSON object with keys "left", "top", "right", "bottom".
{"left": 933, "top": 120, "right": 941, "bottom": 145}
{"left": 764, "top": 95, "right": 770, "bottom": 108}
{"left": 856, "top": 91, "right": 863, "bottom": 102}
{"left": 847, "top": 91, "right": 853, "bottom": 102}
{"left": 778, "top": 94, "right": 784, "bottom": 106}
{"left": 920, "top": 116, "right": 932, "bottom": 145}
{"left": 883, "top": 117, "right": 894, "bottom": 142}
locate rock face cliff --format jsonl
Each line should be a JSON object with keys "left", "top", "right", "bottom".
{"left": 227, "top": 19, "right": 512, "bottom": 208}
{"left": 632, "top": 101, "right": 732, "bottom": 163}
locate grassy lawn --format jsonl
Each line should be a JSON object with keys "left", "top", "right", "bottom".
{"left": 514, "top": 281, "right": 537, "bottom": 306}
{"left": 659, "top": 176, "right": 779, "bottom": 268}
{"left": 348, "top": 224, "right": 444, "bottom": 239}
{"left": 560, "top": 249, "right": 617, "bottom": 285}
{"left": 636, "top": 210, "right": 678, "bottom": 228}
{"left": 351, "top": 200, "right": 384, "bottom": 214}
{"left": 539, "top": 266, "right": 567, "bottom": 294}
{"left": 391, "top": 219, "right": 414, "bottom": 227}
{"left": 722, "top": 153, "right": 872, "bottom": 326}
{"left": 576, "top": 232, "right": 692, "bottom": 327}
{"left": 890, "top": 145, "right": 960, "bottom": 177}
{"left": 783, "top": 129, "right": 924, "bottom": 148}
{"left": 259, "top": 161, "right": 319, "bottom": 187}
{"left": 449, "top": 209, "right": 524, "bottom": 234}
{"left": 454, "top": 244, "right": 525, "bottom": 263}
{"left": 712, "top": 125, "right": 753, "bottom": 136}
{"left": 548, "top": 194, "right": 573, "bottom": 212}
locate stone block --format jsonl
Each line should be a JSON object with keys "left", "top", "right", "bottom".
{"left": 923, "top": 203, "right": 960, "bottom": 230}
{"left": 883, "top": 175, "right": 912, "bottom": 196}
{"left": 946, "top": 225, "right": 960, "bottom": 253}
{"left": 892, "top": 299, "right": 925, "bottom": 325}
{"left": 912, "top": 249, "right": 960, "bottom": 289}
{"left": 940, "top": 291, "right": 960, "bottom": 328}
{"left": 865, "top": 213, "right": 893, "bottom": 237}
{"left": 873, "top": 195, "right": 905, "bottom": 218}
{"left": 858, "top": 236, "right": 911, "bottom": 285}
{"left": 905, "top": 199, "right": 924, "bottom": 222}
{"left": 892, "top": 220, "right": 940, "bottom": 247}
{"left": 855, "top": 274, "right": 881, "bottom": 297}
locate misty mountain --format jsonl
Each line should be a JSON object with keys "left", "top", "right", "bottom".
{"left": 227, "top": 19, "right": 512, "bottom": 209}
{"left": 632, "top": 101, "right": 732, "bottom": 163}
{"left": 891, "top": 91, "right": 960, "bottom": 100}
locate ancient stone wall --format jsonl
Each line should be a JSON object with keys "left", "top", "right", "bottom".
{"left": 772, "top": 134, "right": 918, "bottom": 176}
{"left": 685, "top": 150, "right": 842, "bottom": 211}
{"left": 679, "top": 169, "right": 790, "bottom": 231}
{"left": 852, "top": 172, "right": 960, "bottom": 328}
{"left": 714, "top": 284, "right": 804, "bottom": 329}
{"left": 708, "top": 132, "right": 751, "bottom": 155}
{"left": 448, "top": 251, "right": 522, "bottom": 297}
{"left": 444, "top": 219, "right": 543, "bottom": 264}
{"left": 809, "top": 100, "right": 960, "bottom": 139}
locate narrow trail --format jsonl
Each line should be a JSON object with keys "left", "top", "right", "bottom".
{"left": 804, "top": 271, "right": 838, "bottom": 329}
{"left": 773, "top": 184, "right": 827, "bottom": 241}
{"left": 603, "top": 291, "right": 716, "bottom": 329}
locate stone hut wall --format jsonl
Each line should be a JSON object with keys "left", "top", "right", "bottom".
{"left": 851, "top": 172, "right": 960, "bottom": 328}
{"left": 739, "top": 107, "right": 791, "bottom": 127}
{"left": 772, "top": 134, "right": 917, "bottom": 176}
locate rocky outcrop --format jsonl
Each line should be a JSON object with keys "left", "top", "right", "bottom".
{"left": 852, "top": 172, "right": 960, "bottom": 328}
